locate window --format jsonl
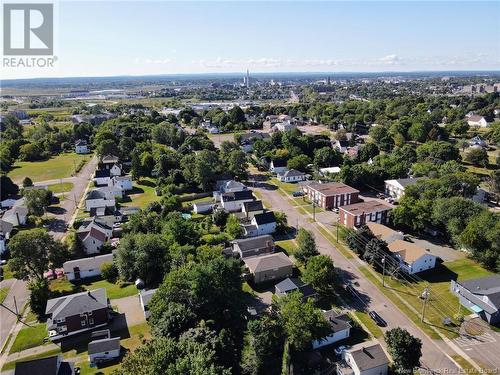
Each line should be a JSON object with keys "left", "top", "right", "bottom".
{"left": 89, "top": 318, "right": 94, "bottom": 325}
{"left": 81, "top": 320, "right": 86, "bottom": 326}
{"left": 88, "top": 311, "right": 93, "bottom": 316}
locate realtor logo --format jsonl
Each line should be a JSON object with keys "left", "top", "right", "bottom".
{"left": 3, "top": 3, "right": 53, "bottom": 55}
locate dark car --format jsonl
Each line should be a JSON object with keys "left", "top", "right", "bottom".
{"left": 292, "top": 191, "right": 304, "bottom": 197}
{"left": 369, "top": 311, "right": 387, "bottom": 327}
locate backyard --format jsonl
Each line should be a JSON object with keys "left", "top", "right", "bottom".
{"left": 49, "top": 276, "right": 138, "bottom": 300}
{"left": 121, "top": 178, "right": 158, "bottom": 209}
{"left": 8, "top": 153, "right": 91, "bottom": 183}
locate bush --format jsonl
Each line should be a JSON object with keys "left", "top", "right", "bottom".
{"left": 101, "top": 262, "right": 118, "bottom": 282}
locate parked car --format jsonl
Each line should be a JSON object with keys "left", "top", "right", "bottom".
{"left": 332, "top": 207, "right": 339, "bottom": 213}
{"left": 376, "top": 193, "right": 385, "bottom": 199}
{"left": 334, "top": 345, "right": 350, "bottom": 356}
{"left": 292, "top": 191, "right": 304, "bottom": 197}
{"left": 369, "top": 311, "right": 387, "bottom": 327}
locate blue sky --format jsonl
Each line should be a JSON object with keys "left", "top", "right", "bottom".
{"left": 4, "top": 1, "right": 500, "bottom": 78}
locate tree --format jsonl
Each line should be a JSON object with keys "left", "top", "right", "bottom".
{"left": 228, "top": 106, "right": 246, "bottom": 124}
{"left": 212, "top": 209, "right": 229, "bottom": 228}
{"left": 407, "top": 123, "right": 427, "bottom": 142}
{"left": 101, "top": 262, "right": 118, "bottom": 282}
{"left": 416, "top": 141, "right": 459, "bottom": 164}
{"left": 286, "top": 154, "right": 311, "bottom": 172}
{"left": 295, "top": 228, "right": 319, "bottom": 264}
{"left": 385, "top": 328, "right": 422, "bottom": 374}
{"left": 274, "top": 291, "right": 330, "bottom": 351}
{"left": 19, "top": 143, "right": 43, "bottom": 161}
{"left": 274, "top": 212, "right": 288, "bottom": 234}
{"left": 358, "top": 143, "right": 379, "bottom": 162}
{"left": 465, "top": 147, "right": 488, "bottom": 167}
{"left": 227, "top": 150, "right": 248, "bottom": 180}
{"left": 225, "top": 214, "right": 243, "bottom": 239}
{"left": 22, "top": 177, "right": 33, "bottom": 187}
{"left": 0, "top": 176, "right": 19, "bottom": 200}
{"left": 313, "top": 147, "right": 342, "bottom": 168}
{"left": 28, "top": 279, "right": 50, "bottom": 317}
{"left": 302, "top": 255, "right": 336, "bottom": 293}
{"left": 96, "top": 139, "right": 119, "bottom": 157}
{"left": 24, "top": 188, "right": 52, "bottom": 217}
{"left": 8, "top": 229, "right": 69, "bottom": 281}
{"left": 446, "top": 120, "right": 469, "bottom": 137}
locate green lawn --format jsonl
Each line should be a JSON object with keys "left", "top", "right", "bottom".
{"left": 50, "top": 277, "right": 137, "bottom": 300}
{"left": 352, "top": 311, "right": 384, "bottom": 338}
{"left": 8, "top": 153, "right": 91, "bottom": 183}
{"left": 121, "top": 178, "right": 158, "bottom": 209}
{"left": 0, "top": 286, "right": 10, "bottom": 304}
{"left": 9, "top": 323, "right": 49, "bottom": 354}
{"left": 276, "top": 239, "right": 297, "bottom": 256}
{"left": 48, "top": 182, "right": 74, "bottom": 194}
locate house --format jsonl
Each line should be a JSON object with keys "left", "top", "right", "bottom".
{"left": 337, "top": 341, "right": 389, "bottom": 375}
{"left": 231, "top": 235, "right": 275, "bottom": 259}
{"left": 332, "top": 139, "right": 349, "bottom": 153}
{"left": 304, "top": 182, "right": 359, "bottom": 210}
{"left": 339, "top": 201, "right": 392, "bottom": 229}
{"left": 243, "top": 211, "right": 276, "bottom": 237}
{"left": 220, "top": 190, "right": 255, "bottom": 212}
{"left": 14, "top": 355, "right": 75, "bottom": 375}
{"left": 214, "top": 180, "right": 247, "bottom": 201}
{"left": 468, "top": 136, "right": 487, "bottom": 149}
{"left": 139, "top": 288, "right": 158, "bottom": 319}
{"left": 365, "top": 222, "right": 404, "bottom": 244}
{"left": 450, "top": 275, "right": 500, "bottom": 324}
{"left": 277, "top": 169, "right": 306, "bottom": 183}
{"left": 99, "top": 155, "right": 120, "bottom": 168}
{"left": 88, "top": 335, "right": 120, "bottom": 365}
{"left": 118, "top": 206, "right": 140, "bottom": 221}
{"left": 239, "top": 132, "right": 270, "bottom": 152}
{"left": 192, "top": 201, "right": 214, "bottom": 214}
{"left": 112, "top": 175, "right": 133, "bottom": 191}
{"left": 384, "top": 178, "right": 420, "bottom": 200}
{"left": 85, "top": 189, "right": 117, "bottom": 211}
{"left": 312, "top": 310, "right": 351, "bottom": 349}
{"left": 208, "top": 126, "right": 220, "bottom": 134}
{"left": 63, "top": 253, "right": 114, "bottom": 281}
{"left": 93, "top": 169, "right": 112, "bottom": 186}
{"left": 388, "top": 240, "right": 437, "bottom": 274}
{"left": 0, "top": 219, "right": 13, "bottom": 254}
{"left": 244, "top": 252, "right": 294, "bottom": 284}
{"left": 319, "top": 167, "right": 341, "bottom": 176}
{"left": 275, "top": 277, "right": 317, "bottom": 300}
{"left": 75, "top": 139, "right": 89, "bottom": 154}
{"left": 77, "top": 219, "right": 113, "bottom": 254}
{"left": 45, "top": 288, "right": 110, "bottom": 339}
{"left": 242, "top": 200, "right": 265, "bottom": 219}
{"left": 2, "top": 205, "right": 28, "bottom": 226}
{"left": 467, "top": 115, "right": 488, "bottom": 128}
{"left": 1, "top": 197, "right": 19, "bottom": 208}
{"left": 269, "top": 159, "right": 288, "bottom": 174}
{"left": 273, "top": 121, "right": 296, "bottom": 132}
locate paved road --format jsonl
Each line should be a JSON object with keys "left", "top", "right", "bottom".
{"left": 35, "top": 155, "right": 98, "bottom": 240}
{"left": 0, "top": 278, "right": 29, "bottom": 353}
{"left": 253, "top": 179, "right": 462, "bottom": 373}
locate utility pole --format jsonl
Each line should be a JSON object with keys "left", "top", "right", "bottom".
{"left": 421, "top": 287, "right": 430, "bottom": 322}
{"left": 336, "top": 217, "right": 339, "bottom": 243}
{"left": 382, "top": 257, "right": 386, "bottom": 287}
{"left": 13, "top": 296, "right": 18, "bottom": 318}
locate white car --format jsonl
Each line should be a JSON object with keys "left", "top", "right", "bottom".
{"left": 334, "top": 345, "right": 349, "bottom": 356}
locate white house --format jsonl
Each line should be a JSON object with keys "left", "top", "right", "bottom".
{"left": 277, "top": 169, "right": 306, "bottom": 183}
{"left": 192, "top": 201, "right": 214, "bottom": 214}
{"left": 242, "top": 200, "right": 265, "bottom": 219}
{"left": 76, "top": 219, "right": 113, "bottom": 254}
{"left": 243, "top": 211, "right": 276, "bottom": 237}
{"left": 63, "top": 253, "right": 114, "bottom": 281}
{"left": 469, "top": 136, "right": 487, "bottom": 149}
{"left": 112, "top": 176, "right": 133, "bottom": 191}
{"left": 338, "top": 341, "right": 389, "bottom": 375}
{"left": 109, "top": 164, "right": 121, "bottom": 177}
{"left": 319, "top": 167, "right": 341, "bottom": 176}
{"left": 384, "top": 178, "right": 420, "bottom": 200}
{"left": 2, "top": 206, "right": 28, "bottom": 226}
{"left": 467, "top": 115, "right": 488, "bottom": 128}
{"left": 88, "top": 337, "right": 120, "bottom": 365}
{"left": 312, "top": 310, "right": 351, "bottom": 349}
{"left": 75, "top": 139, "right": 89, "bottom": 154}
{"left": 139, "top": 288, "right": 158, "bottom": 319}
{"left": 85, "top": 189, "right": 117, "bottom": 211}
{"left": 269, "top": 159, "right": 288, "bottom": 174}
{"left": 214, "top": 180, "right": 247, "bottom": 202}
{"left": 0, "top": 220, "right": 13, "bottom": 254}
{"left": 220, "top": 190, "right": 255, "bottom": 212}
{"left": 94, "top": 169, "right": 112, "bottom": 186}
{"left": 388, "top": 240, "right": 437, "bottom": 274}
{"left": 273, "top": 121, "right": 296, "bottom": 132}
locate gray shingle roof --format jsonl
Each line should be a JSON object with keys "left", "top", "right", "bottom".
{"left": 348, "top": 342, "right": 389, "bottom": 371}
{"left": 88, "top": 337, "right": 120, "bottom": 355}
{"left": 244, "top": 252, "right": 293, "bottom": 273}
{"left": 243, "top": 200, "right": 264, "bottom": 212}
{"left": 323, "top": 310, "right": 351, "bottom": 333}
{"left": 14, "top": 356, "right": 59, "bottom": 375}
{"left": 45, "top": 288, "right": 108, "bottom": 320}
{"left": 460, "top": 275, "right": 500, "bottom": 309}
{"left": 232, "top": 235, "right": 274, "bottom": 252}
{"left": 63, "top": 253, "right": 114, "bottom": 274}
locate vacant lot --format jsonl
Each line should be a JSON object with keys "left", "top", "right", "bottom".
{"left": 50, "top": 276, "right": 137, "bottom": 300}
{"left": 8, "top": 153, "right": 91, "bottom": 183}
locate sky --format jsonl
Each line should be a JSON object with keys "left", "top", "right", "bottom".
{"left": 2, "top": 1, "right": 500, "bottom": 79}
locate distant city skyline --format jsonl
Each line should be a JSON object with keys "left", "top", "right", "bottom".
{"left": 2, "top": 1, "right": 499, "bottom": 79}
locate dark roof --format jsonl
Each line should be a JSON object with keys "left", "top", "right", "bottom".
{"left": 45, "top": 288, "right": 108, "bottom": 320}
{"left": 86, "top": 190, "right": 106, "bottom": 200}
{"left": 222, "top": 190, "right": 254, "bottom": 202}
{"left": 240, "top": 132, "right": 270, "bottom": 143}
{"left": 253, "top": 211, "right": 276, "bottom": 225}
{"left": 275, "top": 277, "right": 317, "bottom": 299}
{"left": 271, "top": 159, "right": 287, "bottom": 168}
{"left": 75, "top": 139, "right": 87, "bottom": 146}
{"left": 244, "top": 252, "right": 293, "bottom": 273}
{"left": 243, "top": 200, "right": 264, "bottom": 212}
{"left": 459, "top": 275, "right": 500, "bottom": 309}
{"left": 88, "top": 337, "right": 120, "bottom": 355}
{"left": 15, "top": 356, "right": 59, "bottom": 375}
{"left": 232, "top": 235, "right": 274, "bottom": 252}
{"left": 348, "top": 342, "right": 389, "bottom": 371}
{"left": 282, "top": 169, "right": 305, "bottom": 178}
{"left": 95, "top": 169, "right": 111, "bottom": 178}
{"left": 323, "top": 310, "right": 351, "bottom": 333}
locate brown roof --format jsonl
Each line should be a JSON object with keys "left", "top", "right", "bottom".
{"left": 365, "top": 222, "right": 400, "bottom": 241}
{"left": 244, "top": 252, "right": 293, "bottom": 273}
{"left": 307, "top": 182, "right": 359, "bottom": 196}
{"left": 340, "top": 201, "right": 392, "bottom": 216}
{"left": 388, "top": 240, "right": 431, "bottom": 263}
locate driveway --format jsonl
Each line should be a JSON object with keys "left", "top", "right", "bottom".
{"left": 253, "top": 176, "right": 462, "bottom": 372}
{"left": 112, "top": 295, "right": 145, "bottom": 328}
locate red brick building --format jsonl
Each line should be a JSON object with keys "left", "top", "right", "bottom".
{"left": 339, "top": 201, "right": 392, "bottom": 228}
{"left": 304, "top": 182, "right": 359, "bottom": 210}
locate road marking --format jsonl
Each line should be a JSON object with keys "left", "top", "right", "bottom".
{"left": 454, "top": 332, "right": 497, "bottom": 347}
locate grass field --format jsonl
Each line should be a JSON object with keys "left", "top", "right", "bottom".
{"left": 8, "top": 153, "right": 91, "bottom": 183}
{"left": 121, "top": 178, "right": 158, "bottom": 209}
{"left": 352, "top": 311, "right": 384, "bottom": 338}
{"left": 48, "top": 182, "right": 74, "bottom": 194}
{"left": 9, "top": 323, "right": 49, "bottom": 354}
{"left": 50, "top": 277, "right": 137, "bottom": 300}
{"left": 0, "top": 287, "right": 9, "bottom": 304}
{"left": 276, "top": 239, "right": 297, "bottom": 256}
